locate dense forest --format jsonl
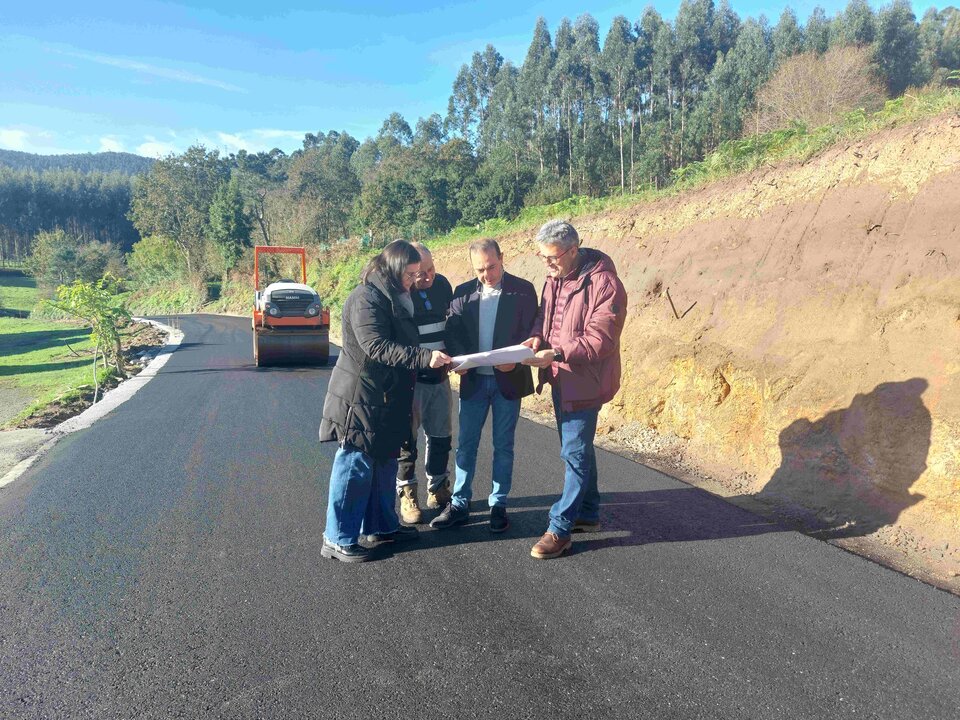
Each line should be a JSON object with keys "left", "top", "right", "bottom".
{"left": 0, "top": 149, "right": 154, "bottom": 175}
{"left": 2, "top": 0, "right": 958, "bottom": 289}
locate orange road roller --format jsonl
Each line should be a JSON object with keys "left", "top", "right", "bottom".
{"left": 252, "top": 245, "right": 330, "bottom": 366}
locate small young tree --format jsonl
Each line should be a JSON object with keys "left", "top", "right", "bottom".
{"left": 754, "top": 45, "right": 886, "bottom": 133}
{"left": 47, "top": 275, "right": 131, "bottom": 403}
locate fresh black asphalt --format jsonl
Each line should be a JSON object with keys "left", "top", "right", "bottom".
{"left": 1, "top": 314, "right": 958, "bottom": 719}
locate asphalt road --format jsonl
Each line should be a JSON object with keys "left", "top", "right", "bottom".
{"left": 1, "top": 314, "right": 958, "bottom": 719}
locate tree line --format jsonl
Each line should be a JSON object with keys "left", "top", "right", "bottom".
{"left": 0, "top": 167, "right": 139, "bottom": 264}
{"left": 3, "top": 0, "right": 959, "bottom": 289}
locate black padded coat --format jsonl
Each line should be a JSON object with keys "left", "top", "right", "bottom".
{"left": 319, "top": 271, "right": 433, "bottom": 459}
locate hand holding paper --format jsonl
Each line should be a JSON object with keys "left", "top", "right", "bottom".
{"left": 450, "top": 344, "right": 534, "bottom": 372}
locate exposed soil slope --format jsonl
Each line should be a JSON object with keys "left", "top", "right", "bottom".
{"left": 431, "top": 111, "right": 960, "bottom": 587}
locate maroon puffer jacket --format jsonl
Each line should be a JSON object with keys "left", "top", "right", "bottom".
{"left": 530, "top": 248, "right": 628, "bottom": 412}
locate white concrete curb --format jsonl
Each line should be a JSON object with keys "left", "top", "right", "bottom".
{"left": 0, "top": 317, "right": 182, "bottom": 489}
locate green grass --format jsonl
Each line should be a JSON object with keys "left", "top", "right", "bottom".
{"left": 0, "top": 268, "right": 110, "bottom": 427}
{"left": 0, "top": 316, "right": 98, "bottom": 427}
{"left": 125, "top": 281, "right": 207, "bottom": 315}
{"left": 0, "top": 268, "right": 38, "bottom": 317}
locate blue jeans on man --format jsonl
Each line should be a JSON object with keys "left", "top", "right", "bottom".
{"left": 324, "top": 444, "right": 400, "bottom": 546}
{"left": 451, "top": 374, "right": 521, "bottom": 510}
{"left": 547, "top": 389, "right": 601, "bottom": 537}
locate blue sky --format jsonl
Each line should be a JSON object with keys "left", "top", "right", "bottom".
{"left": 0, "top": 0, "right": 940, "bottom": 157}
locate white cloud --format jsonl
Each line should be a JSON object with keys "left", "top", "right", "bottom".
{"left": 52, "top": 47, "right": 245, "bottom": 93}
{"left": 99, "top": 136, "right": 124, "bottom": 152}
{"left": 136, "top": 136, "right": 179, "bottom": 157}
{"left": 209, "top": 129, "right": 308, "bottom": 153}
{"left": 0, "top": 129, "right": 30, "bottom": 151}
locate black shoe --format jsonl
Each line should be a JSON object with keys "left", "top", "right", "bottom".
{"left": 489, "top": 505, "right": 510, "bottom": 533}
{"left": 365, "top": 524, "right": 420, "bottom": 544}
{"left": 321, "top": 539, "right": 371, "bottom": 563}
{"left": 429, "top": 502, "right": 469, "bottom": 529}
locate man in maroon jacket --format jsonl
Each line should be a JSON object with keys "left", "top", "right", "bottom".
{"left": 522, "top": 220, "right": 628, "bottom": 559}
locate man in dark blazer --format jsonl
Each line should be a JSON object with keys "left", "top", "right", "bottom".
{"left": 431, "top": 238, "right": 538, "bottom": 533}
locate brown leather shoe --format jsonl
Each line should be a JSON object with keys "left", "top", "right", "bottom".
{"left": 530, "top": 532, "right": 572, "bottom": 559}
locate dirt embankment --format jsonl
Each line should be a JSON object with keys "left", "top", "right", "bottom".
{"left": 431, "top": 112, "right": 960, "bottom": 587}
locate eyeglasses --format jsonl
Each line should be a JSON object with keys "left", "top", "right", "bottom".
{"left": 535, "top": 246, "right": 576, "bottom": 265}
{"left": 415, "top": 268, "right": 435, "bottom": 278}
{"left": 402, "top": 271, "right": 418, "bottom": 281}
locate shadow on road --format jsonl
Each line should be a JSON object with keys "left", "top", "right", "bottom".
{"left": 383, "top": 486, "right": 785, "bottom": 558}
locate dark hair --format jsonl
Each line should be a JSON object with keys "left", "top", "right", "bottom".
{"left": 468, "top": 238, "right": 502, "bottom": 257}
{"left": 360, "top": 239, "right": 421, "bottom": 293}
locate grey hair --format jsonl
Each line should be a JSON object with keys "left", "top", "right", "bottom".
{"left": 536, "top": 220, "right": 580, "bottom": 251}
{"left": 468, "top": 238, "right": 502, "bottom": 257}
{"left": 410, "top": 241, "right": 431, "bottom": 256}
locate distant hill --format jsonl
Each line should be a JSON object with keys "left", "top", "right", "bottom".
{"left": 0, "top": 149, "right": 154, "bottom": 176}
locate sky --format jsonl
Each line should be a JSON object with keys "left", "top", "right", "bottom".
{"left": 0, "top": 0, "right": 941, "bottom": 157}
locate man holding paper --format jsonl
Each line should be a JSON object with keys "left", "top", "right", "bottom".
{"left": 430, "top": 238, "right": 538, "bottom": 533}
{"left": 522, "top": 220, "right": 627, "bottom": 560}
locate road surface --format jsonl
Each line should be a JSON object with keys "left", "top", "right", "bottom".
{"left": 1, "top": 314, "right": 958, "bottom": 719}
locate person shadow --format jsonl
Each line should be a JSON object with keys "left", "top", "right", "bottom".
{"left": 744, "top": 378, "right": 931, "bottom": 540}
{"left": 375, "top": 378, "right": 930, "bottom": 560}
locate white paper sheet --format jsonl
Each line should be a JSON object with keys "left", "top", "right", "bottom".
{"left": 450, "top": 343, "right": 534, "bottom": 372}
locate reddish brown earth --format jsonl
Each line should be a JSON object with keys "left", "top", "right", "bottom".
{"left": 429, "top": 111, "right": 960, "bottom": 591}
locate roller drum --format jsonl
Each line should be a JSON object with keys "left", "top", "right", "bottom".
{"left": 254, "top": 328, "right": 329, "bottom": 366}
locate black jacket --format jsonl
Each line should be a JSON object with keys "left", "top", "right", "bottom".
{"left": 319, "top": 272, "right": 433, "bottom": 459}
{"left": 445, "top": 271, "right": 538, "bottom": 401}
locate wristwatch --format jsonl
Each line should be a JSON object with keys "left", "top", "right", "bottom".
{"left": 552, "top": 347, "right": 564, "bottom": 363}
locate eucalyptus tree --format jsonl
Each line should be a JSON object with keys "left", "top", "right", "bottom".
{"left": 730, "top": 17, "right": 775, "bottom": 136}
{"left": 519, "top": 17, "right": 556, "bottom": 177}
{"left": 711, "top": 0, "right": 742, "bottom": 56}
{"left": 599, "top": 15, "right": 637, "bottom": 193}
{"left": 549, "top": 18, "right": 578, "bottom": 193}
{"left": 804, "top": 7, "right": 832, "bottom": 54}
{"left": 446, "top": 45, "right": 503, "bottom": 151}
{"left": 874, "top": 0, "right": 921, "bottom": 94}
{"left": 673, "top": 0, "right": 718, "bottom": 165}
{"left": 773, "top": 8, "right": 804, "bottom": 64}
{"left": 481, "top": 62, "right": 528, "bottom": 185}
{"left": 573, "top": 14, "right": 602, "bottom": 191}
{"left": 832, "top": 0, "right": 876, "bottom": 47}
{"left": 207, "top": 176, "right": 251, "bottom": 281}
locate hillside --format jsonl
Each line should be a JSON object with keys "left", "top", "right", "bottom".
{"left": 0, "top": 149, "right": 154, "bottom": 175}
{"left": 428, "top": 110, "right": 960, "bottom": 587}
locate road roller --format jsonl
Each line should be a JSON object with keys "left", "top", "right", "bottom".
{"left": 252, "top": 245, "right": 330, "bottom": 366}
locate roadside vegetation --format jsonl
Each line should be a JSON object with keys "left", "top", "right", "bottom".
{"left": 0, "top": 268, "right": 164, "bottom": 428}
{"left": 0, "top": 268, "right": 96, "bottom": 426}
{"left": 313, "top": 84, "right": 960, "bottom": 313}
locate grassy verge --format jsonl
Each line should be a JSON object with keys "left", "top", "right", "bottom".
{"left": 0, "top": 316, "right": 103, "bottom": 426}
{"left": 125, "top": 280, "right": 207, "bottom": 315}
{"left": 0, "top": 269, "right": 102, "bottom": 427}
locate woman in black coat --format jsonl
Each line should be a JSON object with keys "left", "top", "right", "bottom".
{"left": 320, "top": 240, "right": 451, "bottom": 562}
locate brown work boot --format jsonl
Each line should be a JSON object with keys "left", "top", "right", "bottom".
{"left": 426, "top": 482, "right": 452, "bottom": 510}
{"left": 530, "top": 532, "right": 572, "bottom": 560}
{"left": 399, "top": 485, "right": 423, "bottom": 525}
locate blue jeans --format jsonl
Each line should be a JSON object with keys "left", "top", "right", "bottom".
{"left": 452, "top": 373, "right": 521, "bottom": 510}
{"left": 548, "top": 390, "right": 601, "bottom": 537}
{"left": 324, "top": 445, "right": 399, "bottom": 546}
